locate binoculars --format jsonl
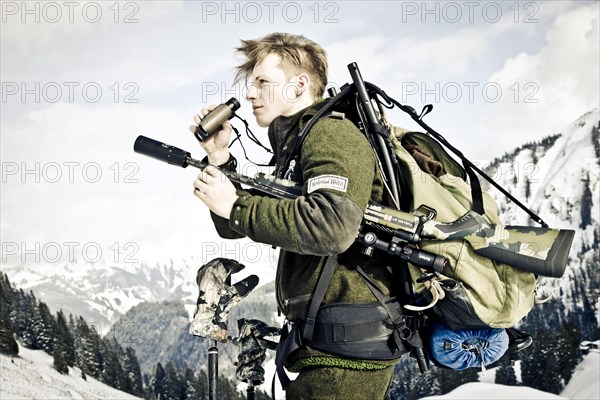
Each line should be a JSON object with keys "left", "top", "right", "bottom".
{"left": 191, "top": 97, "right": 241, "bottom": 142}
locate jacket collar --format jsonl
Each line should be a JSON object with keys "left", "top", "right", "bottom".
{"left": 267, "top": 99, "right": 328, "bottom": 156}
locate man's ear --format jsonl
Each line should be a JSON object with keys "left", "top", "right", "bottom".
{"left": 295, "top": 73, "right": 310, "bottom": 96}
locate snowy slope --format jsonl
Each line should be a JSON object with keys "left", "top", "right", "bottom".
{"left": 484, "top": 108, "right": 599, "bottom": 231}
{"left": 560, "top": 346, "right": 600, "bottom": 400}
{"left": 417, "top": 347, "right": 600, "bottom": 400}
{"left": 0, "top": 344, "right": 140, "bottom": 400}
{"left": 419, "top": 382, "right": 568, "bottom": 399}
{"left": 482, "top": 108, "right": 600, "bottom": 305}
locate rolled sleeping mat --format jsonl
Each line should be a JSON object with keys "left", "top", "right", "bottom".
{"left": 427, "top": 321, "right": 509, "bottom": 371}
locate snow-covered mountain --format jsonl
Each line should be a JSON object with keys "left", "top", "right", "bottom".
{"left": 482, "top": 107, "right": 599, "bottom": 308}
{"left": 1, "top": 109, "right": 598, "bottom": 333}
{"left": 0, "top": 258, "right": 200, "bottom": 331}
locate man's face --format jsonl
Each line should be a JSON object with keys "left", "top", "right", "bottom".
{"left": 246, "top": 53, "right": 303, "bottom": 127}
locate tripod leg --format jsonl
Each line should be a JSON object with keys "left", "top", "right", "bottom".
{"left": 208, "top": 340, "right": 218, "bottom": 400}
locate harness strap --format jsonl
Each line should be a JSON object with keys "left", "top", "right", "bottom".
{"left": 273, "top": 322, "right": 301, "bottom": 393}
{"left": 303, "top": 257, "right": 337, "bottom": 341}
{"left": 273, "top": 256, "right": 336, "bottom": 394}
{"left": 279, "top": 84, "right": 356, "bottom": 179}
{"left": 354, "top": 266, "right": 407, "bottom": 351}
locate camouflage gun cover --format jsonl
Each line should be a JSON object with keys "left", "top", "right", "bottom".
{"left": 189, "top": 258, "right": 259, "bottom": 342}
{"left": 365, "top": 203, "right": 575, "bottom": 278}
{"left": 234, "top": 319, "right": 280, "bottom": 384}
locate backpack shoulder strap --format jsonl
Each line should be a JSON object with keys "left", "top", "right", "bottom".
{"left": 302, "top": 257, "right": 337, "bottom": 341}
{"left": 278, "top": 85, "right": 356, "bottom": 179}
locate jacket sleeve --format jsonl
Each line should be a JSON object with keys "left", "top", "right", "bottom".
{"left": 227, "top": 117, "right": 376, "bottom": 255}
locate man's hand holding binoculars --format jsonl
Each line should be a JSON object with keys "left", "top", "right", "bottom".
{"left": 190, "top": 102, "right": 240, "bottom": 220}
{"left": 191, "top": 104, "right": 233, "bottom": 166}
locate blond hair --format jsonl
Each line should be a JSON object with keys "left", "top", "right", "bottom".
{"left": 234, "top": 32, "right": 328, "bottom": 99}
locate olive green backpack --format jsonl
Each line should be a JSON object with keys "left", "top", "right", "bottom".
{"left": 389, "top": 126, "right": 538, "bottom": 330}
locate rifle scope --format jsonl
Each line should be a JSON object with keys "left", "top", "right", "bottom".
{"left": 133, "top": 135, "right": 191, "bottom": 168}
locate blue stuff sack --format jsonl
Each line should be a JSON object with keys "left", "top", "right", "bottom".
{"left": 428, "top": 321, "right": 509, "bottom": 371}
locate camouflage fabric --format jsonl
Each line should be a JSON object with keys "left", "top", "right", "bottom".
{"left": 189, "top": 258, "right": 258, "bottom": 342}
{"left": 422, "top": 210, "right": 567, "bottom": 264}
{"left": 234, "top": 318, "right": 280, "bottom": 384}
{"left": 366, "top": 202, "right": 573, "bottom": 276}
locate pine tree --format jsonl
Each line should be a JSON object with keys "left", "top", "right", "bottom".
{"left": 556, "top": 321, "right": 582, "bottom": 386}
{"left": 182, "top": 365, "right": 203, "bottom": 400}
{"left": 16, "top": 290, "right": 38, "bottom": 348}
{"left": 521, "top": 327, "right": 563, "bottom": 394}
{"left": 0, "top": 273, "right": 14, "bottom": 309}
{"left": 495, "top": 360, "right": 517, "bottom": 385}
{"left": 53, "top": 340, "right": 69, "bottom": 374}
{"left": 0, "top": 299, "right": 18, "bottom": 356}
{"left": 153, "top": 362, "right": 166, "bottom": 400}
{"left": 55, "top": 310, "right": 76, "bottom": 367}
{"left": 34, "top": 301, "right": 56, "bottom": 353}
{"left": 109, "top": 338, "right": 130, "bottom": 393}
{"left": 164, "top": 361, "right": 181, "bottom": 400}
{"left": 217, "top": 376, "right": 243, "bottom": 400}
{"left": 124, "top": 347, "right": 144, "bottom": 397}
{"left": 75, "top": 317, "right": 103, "bottom": 379}
{"left": 580, "top": 173, "right": 593, "bottom": 229}
{"left": 413, "top": 368, "right": 439, "bottom": 399}
{"left": 100, "top": 339, "right": 120, "bottom": 389}
{"left": 196, "top": 369, "right": 209, "bottom": 400}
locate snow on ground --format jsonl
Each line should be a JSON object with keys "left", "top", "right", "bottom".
{"left": 1, "top": 343, "right": 598, "bottom": 399}
{"left": 0, "top": 344, "right": 140, "bottom": 400}
{"left": 419, "top": 382, "right": 568, "bottom": 399}
{"left": 561, "top": 347, "right": 600, "bottom": 400}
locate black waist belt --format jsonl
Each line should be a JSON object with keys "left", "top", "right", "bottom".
{"left": 307, "top": 300, "right": 407, "bottom": 361}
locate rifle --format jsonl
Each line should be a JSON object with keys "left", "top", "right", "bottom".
{"left": 134, "top": 135, "right": 573, "bottom": 278}
{"left": 133, "top": 135, "right": 444, "bottom": 272}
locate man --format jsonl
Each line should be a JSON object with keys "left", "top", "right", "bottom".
{"left": 191, "top": 33, "right": 404, "bottom": 399}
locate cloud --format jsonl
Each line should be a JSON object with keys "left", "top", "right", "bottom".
{"left": 485, "top": 3, "right": 599, "bottom": 146}
{"left": 0, "top": 102, "right": 224, "bottom": 265}
{"left": 325, "top": 27, "right": 492, "bottom": 85}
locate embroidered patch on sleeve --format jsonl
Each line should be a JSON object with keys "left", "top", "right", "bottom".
{"left": 307, "top": 175, "right": 349, "bottom": 194}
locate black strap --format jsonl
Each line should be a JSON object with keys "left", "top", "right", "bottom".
{"left": 273, "top": 322, "right": 301, "bottom": 393}
{"left": 354, "top": 266, "right": 407, "bottom": 351}
{"left": 303, "top": 257, "right": 337, "bottom": 341}
{"left": 279, "top": 85, "right": 357, "bottom": 179}
{"left": 272, "top": 256, "right": 337, "bottom": 395}
{"left": 462, "top": 160, "right": 485, "bottom": 215}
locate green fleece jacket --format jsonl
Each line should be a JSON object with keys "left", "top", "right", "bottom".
{"left": 210, "top": 100, "right": 401, "bottom": 369}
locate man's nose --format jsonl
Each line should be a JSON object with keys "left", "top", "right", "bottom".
{"left": 246, "top": 84, "right": 258, "bottom": 101}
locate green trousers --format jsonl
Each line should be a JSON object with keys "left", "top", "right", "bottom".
{"left": 285, "top": 365, "right": 394, "bottom": 400}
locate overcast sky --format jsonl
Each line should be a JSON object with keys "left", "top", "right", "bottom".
{"left": 1, "top": 0, "right": 598, "bottom": 271}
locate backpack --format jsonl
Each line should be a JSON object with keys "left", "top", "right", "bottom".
{"left": 280, "top": 63, "right": 574, "bottom": 371}
{"left": 389, "top": 126, "right": 538, "bottom": 331}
